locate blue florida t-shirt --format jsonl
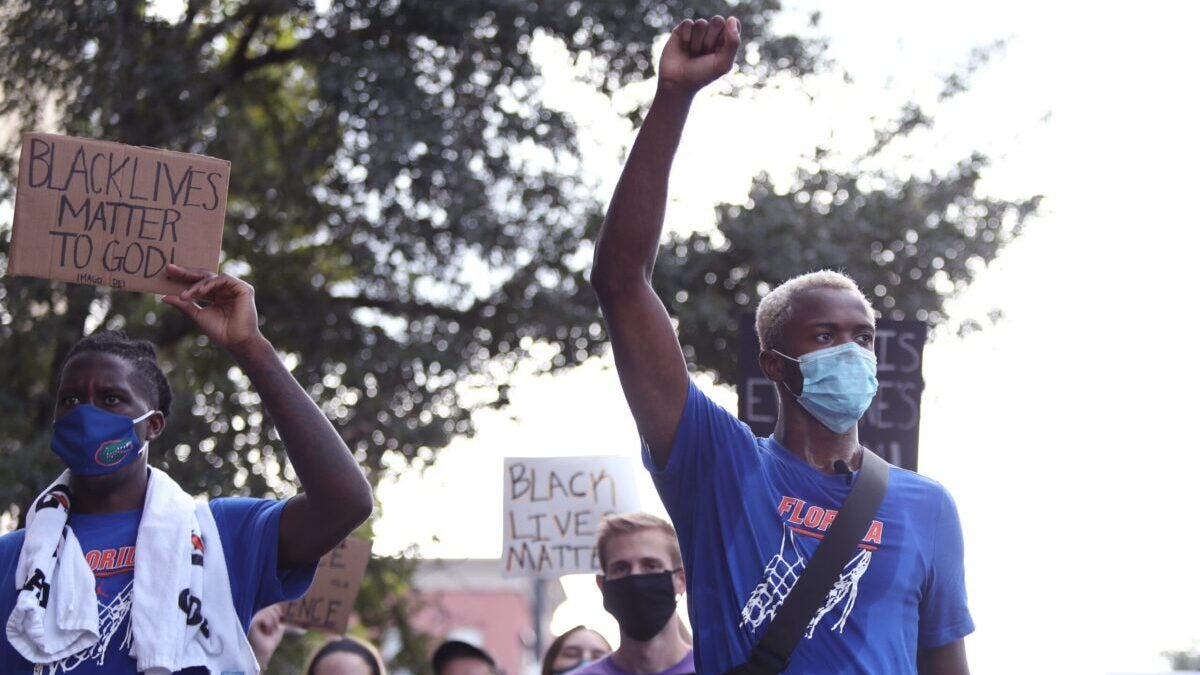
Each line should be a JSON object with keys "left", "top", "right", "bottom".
{"left": 0, "top": 497, "right": 316, "bottom": 674}
{"left": 648, "top": 380, "right": 974, "bottom": 674}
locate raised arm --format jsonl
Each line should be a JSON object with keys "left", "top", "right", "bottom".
{"left": 163, "top": 264, "right": 373, "bottom": 567}
{"left": 590, "top": 16, "right": 740, "bottom": 467}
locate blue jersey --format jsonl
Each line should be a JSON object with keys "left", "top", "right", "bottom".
{"left": 647, "top": 380, "right": 973, "bottom": 674}
{"left": 0, "top": 497, "right": 316, "bottom": 674}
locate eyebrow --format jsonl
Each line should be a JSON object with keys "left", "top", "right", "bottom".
{"left": 803, "top": 321, "right": 876, "bottom": 331}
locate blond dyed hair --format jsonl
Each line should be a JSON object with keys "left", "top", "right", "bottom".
{"left": 754, "top": 270, "right": 874, "bottom": 350}
{"left": 596, "top": 512, "right": 683, "bottom": 572}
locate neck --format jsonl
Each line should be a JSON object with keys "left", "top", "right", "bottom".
{"left": 612, "top": 617, "right": 689, "bottom": 674}
{"left": 69, "top": 462, "right": 149, "bottom": 514}
{"left": 774, "top": 399, "right": 861, "bottom": 475}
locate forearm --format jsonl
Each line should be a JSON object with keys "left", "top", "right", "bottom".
{"left": 229, "top": 336, "right": 373, "bottom": 556}
{"left": 591, "top": 87, "right": 695, "bottom": 295}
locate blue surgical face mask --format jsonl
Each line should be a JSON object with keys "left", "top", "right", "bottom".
{"left": 51, "top": 405, "right": 156, "bottom": 476}
{"left": 773, "top": 342, "right": 878, "bottom": 434}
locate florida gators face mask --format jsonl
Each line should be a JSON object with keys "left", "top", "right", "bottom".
{"left": 51, "top": 405, "right": 155, "bottom": 476}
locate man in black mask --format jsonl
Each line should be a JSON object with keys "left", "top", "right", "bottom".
{"left": 574, "top": 513, "right": 693, "bottom": 675}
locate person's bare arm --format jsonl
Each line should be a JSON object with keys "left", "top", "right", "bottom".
{"left": 163, "top": 265, "right": 373, "bottom": 567}
{"left": 590, "top": 16, "right": 740, "bottom": 467}
{"left": 917, "top": 639, "right": 969, "bottom": 675}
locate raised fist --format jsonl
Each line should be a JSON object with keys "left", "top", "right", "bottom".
{"left": 658, "top": 16, "right": 741, "bottom": 95}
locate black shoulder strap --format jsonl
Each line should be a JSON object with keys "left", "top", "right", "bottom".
{"left": 724, "top": 448, "right": 890, "bottom": 675}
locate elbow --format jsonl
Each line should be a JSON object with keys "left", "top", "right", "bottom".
{"left": 346, "top": 478, "right": 374, "bottom": 529}
{"left": 330, "top": 473, "right": 374, "bottom": 534}
{"left": 589, "top": 256, "right": 650, "bottom": 305}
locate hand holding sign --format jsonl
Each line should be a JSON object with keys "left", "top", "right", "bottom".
{"left": 161, "top": 264, "right": 263, "bottom": 353}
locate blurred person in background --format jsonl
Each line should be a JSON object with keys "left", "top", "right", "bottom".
{"left": 305, "top": 636, "right": 387, "bottom": 675}
{"left": 432, "top": 639, "right": 499, "bottom": 675}
{"left": 542, "top": 625, "right": 612, "bottom": 675}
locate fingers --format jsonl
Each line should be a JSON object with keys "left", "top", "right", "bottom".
{"left": 724, "top": 17, "right": 741, "bottom": 52}
{"left": 716, "top": 17, "right": 741, "bottom": 71}
{"left": 165, "top": 263, "right": 215, "bottom": 285}
{"left": 166, "top": 263, "right": 255, "bottom": 304}
{"left": 675, "top": 16, "right": 735, "bottom": 56}
{"left": 161, "top": 293, "right": 202, "bottom": 321}
{"left": 687, "top": 18, "right": 708, "bottom": 55}
{"left": 701, "top": 16, "right": 725, "bottom": 53}
{"left": 179, "top": 273, "right": 253, "bottom": 304}
{"left": 674, "top": 18, "right": 694, "bottom": 46}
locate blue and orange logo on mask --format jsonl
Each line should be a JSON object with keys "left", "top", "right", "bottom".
{"left": 95, "top": 438, "right": 135, "bottom": 466}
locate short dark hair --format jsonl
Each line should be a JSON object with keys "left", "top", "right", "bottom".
{"left": 306, "top": 636, "right": 385, "bottom": 675}
{"left": 432, "top": 640, "right": 497, "bottom": 675}
{"left": 61, "top": 330, "right": 173, "bottom": 417}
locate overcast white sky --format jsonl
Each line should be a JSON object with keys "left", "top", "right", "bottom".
{"left": 375, "top": 2, "right": 1200, "bottom": 674}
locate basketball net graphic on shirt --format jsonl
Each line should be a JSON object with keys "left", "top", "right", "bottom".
{"left": 32, "top": 579, "right": 133, "bottom": 675}
{"left": 739, "top": 496, "right": 882, "bottom": 638}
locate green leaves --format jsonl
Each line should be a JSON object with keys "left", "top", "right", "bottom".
{"left": 657, "top": 156, "right": 1040, "bottom": 383}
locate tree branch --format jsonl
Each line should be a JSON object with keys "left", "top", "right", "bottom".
{"left": 191, "top": 0, "right": 262, "bottom": 51}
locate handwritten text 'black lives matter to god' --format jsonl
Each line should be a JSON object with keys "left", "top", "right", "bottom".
{"left": 8, "top": 133, "right": 229, "bottom": 295}
{"left": 502, "top": 456, "right": 640, "bottom": 578}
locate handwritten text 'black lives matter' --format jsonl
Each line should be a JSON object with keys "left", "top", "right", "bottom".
{"left": 504, "top": 462, "right": 621, "bottom": 574}
{"left": 25, "top": 138, "right": 225, "bottom": 285}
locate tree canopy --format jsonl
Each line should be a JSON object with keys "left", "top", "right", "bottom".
{"left": 0, "top": 0, "right": 1036, "bottom": 512}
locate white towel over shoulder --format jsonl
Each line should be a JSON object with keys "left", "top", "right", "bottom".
{"left": 5, "top": 481, "right": 98, "bottom": 662}
{"left": 6, "top": 469, "right": 259, "bottom": 675}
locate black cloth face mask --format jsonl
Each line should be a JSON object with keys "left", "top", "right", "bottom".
{"left": 601, "top": 570, "right": 679, "bottom": 641}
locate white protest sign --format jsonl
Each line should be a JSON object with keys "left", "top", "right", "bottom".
{"left": 502, "top": 456, "right": 640, "bottom": 578}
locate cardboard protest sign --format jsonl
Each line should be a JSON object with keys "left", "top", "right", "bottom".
{"left": 7, "top": 132, "right": 229, "bottom": 294}
{"left": 502, "top": 456, "right": 640, "bottom": 578}
{"left": 280, "top": 537, "right": 372, "bottom": 634}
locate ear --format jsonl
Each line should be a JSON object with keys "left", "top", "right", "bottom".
{"left": 759, "top": 349, "right": 786, "bottom": 383}
{"left": 142, "top": 411, "right": 166, "bottom": 442}
{"left": 673, "top": 567, "right": 686, "bottom": 594}
{"left": 595, "top": 573, "right": 605, "bottom": 592}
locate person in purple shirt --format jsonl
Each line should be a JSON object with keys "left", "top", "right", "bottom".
{"left": 572, "top": 513, "right": 694, "bottom": 675}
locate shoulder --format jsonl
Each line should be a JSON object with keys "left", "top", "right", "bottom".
{"left": 885, "top": 465, "right": 959, "bottom": 506}
{"left": 881, "top": 466, "right": 967, "bottom": 545}
{"left": 0, "top": 530, "right": 25, "bottom": 602}
{"left": 208, "top": 496, "right": 288, "bottom": 533}
{"left": 0, "top": 529, "right": 25, "bottom": 561}
{"left": 676, "top": 378, "right": 757, "bottom": 441}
